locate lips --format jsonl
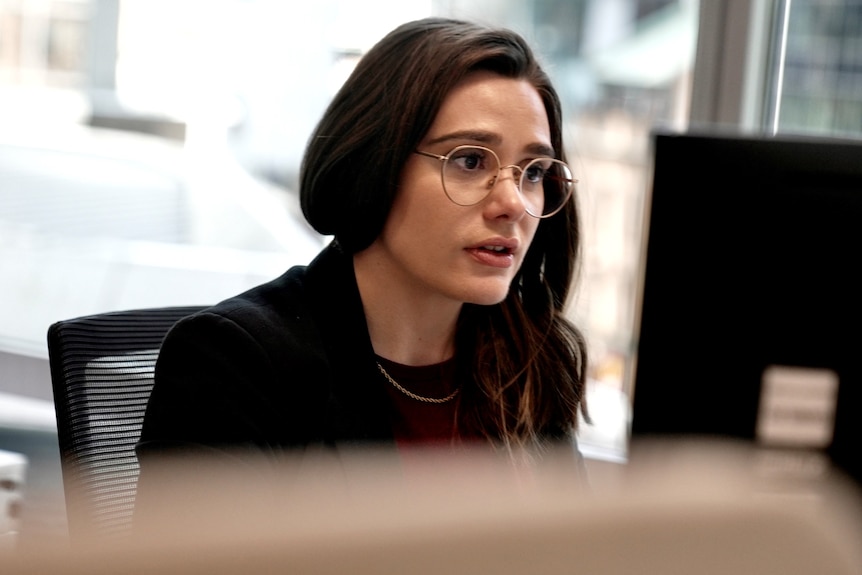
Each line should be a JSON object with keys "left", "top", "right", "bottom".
{"left": 480, "top": 245, "right": 511, "bottom": 254}
{"left": 469, "top": 237, "right": 519, "bottom": 253}
{"left": 466, "top": 237, "right": 519, "bottom": 268}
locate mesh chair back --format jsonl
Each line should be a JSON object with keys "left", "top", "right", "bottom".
{"left": 47, "top": 306, "right": 205, "bottom": 542}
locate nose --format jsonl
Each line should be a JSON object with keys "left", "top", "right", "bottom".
{"left": 489, "top": 165, "right": 523, "bottom": 190}
{"left": 486, "top": 165, "right": 528, "bottom": 220}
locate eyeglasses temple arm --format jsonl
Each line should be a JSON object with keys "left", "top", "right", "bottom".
{"left": 414, "top": 150, "right": 447, "bottom": 161}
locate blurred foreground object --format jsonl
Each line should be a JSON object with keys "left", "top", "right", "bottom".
{"left": 3, "top": 440, "right": 861, "bottom": 574}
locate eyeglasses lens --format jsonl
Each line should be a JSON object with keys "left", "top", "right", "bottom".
{"left": 441, "top": 146, "right": 573, "bottom": 217}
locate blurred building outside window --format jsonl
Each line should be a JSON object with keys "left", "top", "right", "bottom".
{"left": 768, "top": 0, "right": 862, "bottom": 138}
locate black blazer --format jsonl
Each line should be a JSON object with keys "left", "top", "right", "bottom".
{"left": 137, "top": 242, "right": 395, "bottom": 463}
{"left": 134, "top": 242, "right": 587, "bottom": 530}
{"left": 136, "top": 241, "right": 585, "bottom": 468}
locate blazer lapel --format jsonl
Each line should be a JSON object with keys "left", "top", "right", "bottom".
{"left": 304, "top": 243, "right": 394, "bottom": 447}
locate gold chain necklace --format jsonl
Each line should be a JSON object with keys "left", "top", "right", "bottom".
{"left": 375, "top": 361, "right": 461, "bottom": 404}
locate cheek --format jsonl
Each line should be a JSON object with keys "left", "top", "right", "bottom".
{"left": 522, "top": 218, "right": 541, "bottom": 247}
{"left": 391, "top": 163, "right": 437, "bottom": 216}
{"left": 515, "top": 220, "right": 542, "bottom": 270}
{"left": 390, "top": 168, "right": 457, "bottom": 230}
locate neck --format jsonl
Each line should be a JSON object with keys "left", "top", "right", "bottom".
{"left": 353, "top": 250, "right": 461, "bottom": 366}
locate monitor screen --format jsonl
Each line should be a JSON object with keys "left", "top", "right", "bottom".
{"left": 630, "top": 131, "right": 862, "bottom": 487}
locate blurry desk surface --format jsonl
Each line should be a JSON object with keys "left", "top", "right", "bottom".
{"left": 3, "top": 441, "right": 861, "bottom": 575}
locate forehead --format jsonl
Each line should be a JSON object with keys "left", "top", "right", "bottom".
{"left": 424, "top": 70, "right": 552, "bottom": 151}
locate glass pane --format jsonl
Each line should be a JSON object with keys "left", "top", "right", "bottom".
{"left": 773, "top": 0, "right": 862, "bottom": 138}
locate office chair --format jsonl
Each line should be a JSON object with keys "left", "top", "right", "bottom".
{"left": 47, "top": 306, "right": 205, "bottom": 542}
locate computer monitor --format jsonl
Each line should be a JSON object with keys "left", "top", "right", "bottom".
{"left": 630, "top": 131, "right": 862, "bottom": 487}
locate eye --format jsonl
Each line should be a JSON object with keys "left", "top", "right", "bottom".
{"left": 522, "top": 162, "right": 548, "bottom": 185}
{"left": 449, "top": 148, "right": 490, "bottom": 172}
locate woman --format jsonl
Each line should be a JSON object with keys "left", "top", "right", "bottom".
{"left": 136, "top": 17, "right": 589, "bottom": 473}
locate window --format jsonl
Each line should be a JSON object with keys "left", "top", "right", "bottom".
{"left": 690, "top": 0, "right": 862, "bottom": 139}
{"left": 771, "top": 0, "right": 862, "bottom": 137}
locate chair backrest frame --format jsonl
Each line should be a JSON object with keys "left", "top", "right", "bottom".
{"left": 47, "top": 306, "right": 205, "bottom": 542}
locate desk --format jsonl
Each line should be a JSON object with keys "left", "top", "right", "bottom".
{"left": 3, "top": 442, "right": 861, "bottom": 574}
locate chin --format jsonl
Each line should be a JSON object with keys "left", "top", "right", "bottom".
{"left": 461, "top": 284, "right": 511, "bottom": 306}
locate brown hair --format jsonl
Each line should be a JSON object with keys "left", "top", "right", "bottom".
{"left": 300, "top": 18, "right": 588, "bottom": 449}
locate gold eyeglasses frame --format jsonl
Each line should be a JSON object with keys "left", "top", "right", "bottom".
{"left": 414, "top": 145, "right": 576, "bottom": 218}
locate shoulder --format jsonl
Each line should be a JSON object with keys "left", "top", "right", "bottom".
{"left": 159, "top": 267, "right": 306, "bottom": 364}
{"left": 172, "top": 242, "right": 349, "bottom": 343}
{"left": 195, "top": 264, "right": 310, "bottom": 332}
{"left": 161, "top": 242, "right": 353, "bottom": 368}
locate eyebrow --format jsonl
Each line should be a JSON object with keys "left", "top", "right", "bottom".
{"left": 424, "top": 130, "right": 556, "bottom": 158}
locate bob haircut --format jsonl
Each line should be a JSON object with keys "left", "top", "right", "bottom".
{"left": 301, "top": 18, "right": 586, "bottom": 443}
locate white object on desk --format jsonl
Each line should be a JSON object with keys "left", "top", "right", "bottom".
{"left": 0, "top": 449, "right": 27, "bottom": 549}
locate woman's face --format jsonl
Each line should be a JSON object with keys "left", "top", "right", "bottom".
{"left": 369, "top": 70, "right": 550, "bottom": 307}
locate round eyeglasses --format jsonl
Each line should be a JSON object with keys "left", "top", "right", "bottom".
{"left": 415, "top": 145, "right": 576, "bottom": 218}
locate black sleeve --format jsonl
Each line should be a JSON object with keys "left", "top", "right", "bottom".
{"left": 133, "top": 306, "right": 329, "bottom": 530}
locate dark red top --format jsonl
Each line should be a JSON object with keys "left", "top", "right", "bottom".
{"left": 376, "top": 356, "right": 461, "bottom": 446}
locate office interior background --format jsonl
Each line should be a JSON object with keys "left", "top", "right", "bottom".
{"left": 2, "top": 0, "right": 862, "bottom": 542}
